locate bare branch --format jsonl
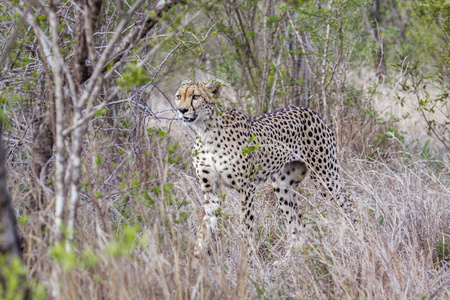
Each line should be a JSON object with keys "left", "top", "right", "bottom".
{"left": 288, "top": 11, "right": 317, "bottom": 82}
{"left": 105, "top": 0, "right": 181, "bottom": 74}
{"left": 0, "top": 8, "right": 28, "bottom": 73}
{"left": 47, "top": 3, "right": 66, "bottom": 240}
{"left": 320, "top": 15, "right": 333, "bottom": 112}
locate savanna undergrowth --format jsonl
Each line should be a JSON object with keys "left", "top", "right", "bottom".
{"left": 10, "top": 118, "right": 449, "bottom": 299}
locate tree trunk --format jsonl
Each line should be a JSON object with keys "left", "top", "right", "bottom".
{"left": 73, "top": 0, "right": 103, "bottom": 88}
{"left": 370, "top": 0, "right": 387, "bottom": 83}
{"left": 31, "top": 112, "right": 54, "bottom": 208}
{"left": 0, "top": 130, "right": 30, "bottom": 299}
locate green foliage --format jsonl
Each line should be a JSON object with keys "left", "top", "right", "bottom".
{"left": 50, "top": 242, "right": 78, "bottom": 272}
{"left": 0, "top": 253, "right": 44, "bottom": 299}
{"left": 94, "top": 107, "right": 108, "bottom": 117}
{"left": 119, "top": 118, "right": 132, "bottom": 129}
{"left": 414, "top": 0, "right": 450, "bottom": 56}
{"left": 95, "top": 153, "right": 103, "bottom": 165}
{"left": 374, "top": 126, "right": 405, "bottom": 144}
{"left": 0, "top": 255, "right": 29, "bottom": 300}
{"left": 242, "top": 134, "right": 260, "bottom": 156}
{"left": 158, "top": 129, "right": 168, "bottom": 139}
{"left": 116, "top": 63, "right": 151, "bottom": 91}
{"left": 378, "top": 1, "right": 439, "bottom": 67}
{"left": 50, "top": 240, "right": 106, "bottom": 273}
{"left": 0, "top": 99, "right": 12, "bottom": 129}
{"left": 107, "top": 226, "right": 139, "bottom": 257}
{"left": 17, "top": 214, "right": 29, "bottom": 225}
{"left": 167, "top": 142, "right": 179, "bottom": 154}
{"left": 163, "top": 182, "right": 174, "bottom": 196}
{"left": 207, "top": 0, "right": 373, "bottom": 114}
{"left": 80, "top": 248, "right": 100, "bottom": 268}
{"left": 397, "top": 61, "right": 449, "bottom": 149}
{"left": 380, "top": 0, "right": 450, "bottom": 75}
{"left": 435, "top": 239, "right": 449, "bottom": 264}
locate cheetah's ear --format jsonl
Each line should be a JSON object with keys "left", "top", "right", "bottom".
{"left": 180, "top": 80, "right": 192, "bottom": 86}
{"left": 208, "top": 81, "right": 222, "bottom": 97}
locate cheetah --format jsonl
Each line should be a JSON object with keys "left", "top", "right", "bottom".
{"left": 175, "top": 80, "right": 351, "bottom": 258}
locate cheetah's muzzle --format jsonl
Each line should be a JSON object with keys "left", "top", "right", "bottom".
{"left": 183, "top": 114, "right": 197, "bottom": 122}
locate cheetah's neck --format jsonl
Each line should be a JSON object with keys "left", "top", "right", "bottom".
{"left": 189, "top": 106, "right": 245, "bottom": 143}
{"left": 189, "top": 106, "right": 223, "bottom": 140}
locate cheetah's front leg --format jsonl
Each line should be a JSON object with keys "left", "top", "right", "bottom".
{"left": 194, "top": 192, "right": 222, "bottom": 258}
{"left": 193, "top": 158, "right": 223, "bottom": 258}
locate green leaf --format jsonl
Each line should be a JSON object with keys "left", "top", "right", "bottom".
{"left": 107, "top": 226, "right": 138, "bottom": 257}
{"left": 50, "top": 242, "right": 77, "bottom": 272}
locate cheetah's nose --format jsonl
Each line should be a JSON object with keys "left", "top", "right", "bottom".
{"left": 179, "top": 108, "right": 188, "bottom": 114}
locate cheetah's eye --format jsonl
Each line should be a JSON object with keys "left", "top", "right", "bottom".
{"left": 176, "top": 95, "right": 181, "bottom": 100}
{"left": 192, "top": 95, "right": 200, "bottom": 100}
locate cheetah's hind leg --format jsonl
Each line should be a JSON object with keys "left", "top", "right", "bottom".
{"left": 272, "top": 160, "right": 308, "bottom": 246}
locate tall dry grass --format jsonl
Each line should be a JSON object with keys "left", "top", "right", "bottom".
{"left": 6, "top": 102, "right": 449, "bottom": 299}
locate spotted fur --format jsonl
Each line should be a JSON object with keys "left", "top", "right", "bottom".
{"left": 175, "top": 81, "right": 351, "bottom": 257}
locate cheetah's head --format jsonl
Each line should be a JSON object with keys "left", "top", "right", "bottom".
{"left": 175, "top": 80, "right": 222, "bottom": 123}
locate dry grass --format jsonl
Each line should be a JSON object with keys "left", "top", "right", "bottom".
{"left": 6, "top": 103, "right": 450, "bottom": 299}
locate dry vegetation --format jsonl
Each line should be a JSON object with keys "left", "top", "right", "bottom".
{"left": 8, "top": 88, "right": 450, "bottom": 299}
{"left": 0, "top": 0, "right": 449, "bottom": 299}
